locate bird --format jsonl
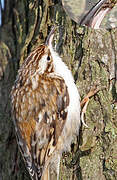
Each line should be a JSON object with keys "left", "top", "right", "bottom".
{"left": 80, "top": 0, "right": 115, "bottom": 29}
{"left": 11, "top": 26, "right": 81, "bottom": 180}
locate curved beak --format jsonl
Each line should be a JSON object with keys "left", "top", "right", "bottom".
{"left": 45, "top": 26, "right": 56, "bottom": 47}
{"left": 80, "top": 0, "right": 112, "bottom": 29}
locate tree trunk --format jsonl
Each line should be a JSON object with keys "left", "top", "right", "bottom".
{"left": 0, "top": 0, "right": 116, "bottom": 179}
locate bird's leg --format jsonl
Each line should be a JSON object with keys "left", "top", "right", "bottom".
{"left": 81, "top": 86, "right": 100, "bottom": 127}
{"left": 80, "top": 86, "right": 100, "bottom": 108}
{"left": 81, "top": 98, "right": 89, "bottom": 128}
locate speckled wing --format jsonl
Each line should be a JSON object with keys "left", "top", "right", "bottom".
{"left": 11, "top": 73, "right": 69, "bottom": 179}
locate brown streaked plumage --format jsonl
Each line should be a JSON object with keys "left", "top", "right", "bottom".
{"left": 11, "top": 27, "right": 81, "bottom": 180}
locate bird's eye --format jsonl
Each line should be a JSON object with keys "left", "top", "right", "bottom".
{"left": 47, "top": 56, "right": 50, "bottom": 61}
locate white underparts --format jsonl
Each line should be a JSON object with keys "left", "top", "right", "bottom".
{"left": 49, "top": 45, "right": 81, "bottom": 152}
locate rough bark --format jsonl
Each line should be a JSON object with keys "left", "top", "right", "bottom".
{"left": 0, "top": 0, "right": 116, "bottom": 180}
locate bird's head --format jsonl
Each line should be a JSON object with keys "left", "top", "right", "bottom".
{"left": 20, "top": 27, "right": 56, "bottom": 80}
{"left": 35, "top": 26, "right": 56, "bottom": 75}
{"left": 14, "top": 27, "right": 56, "bottom": 89}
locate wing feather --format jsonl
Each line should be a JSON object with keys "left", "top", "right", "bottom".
{"left": 11, "top": 74, "right": 69, "bottom": 179}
